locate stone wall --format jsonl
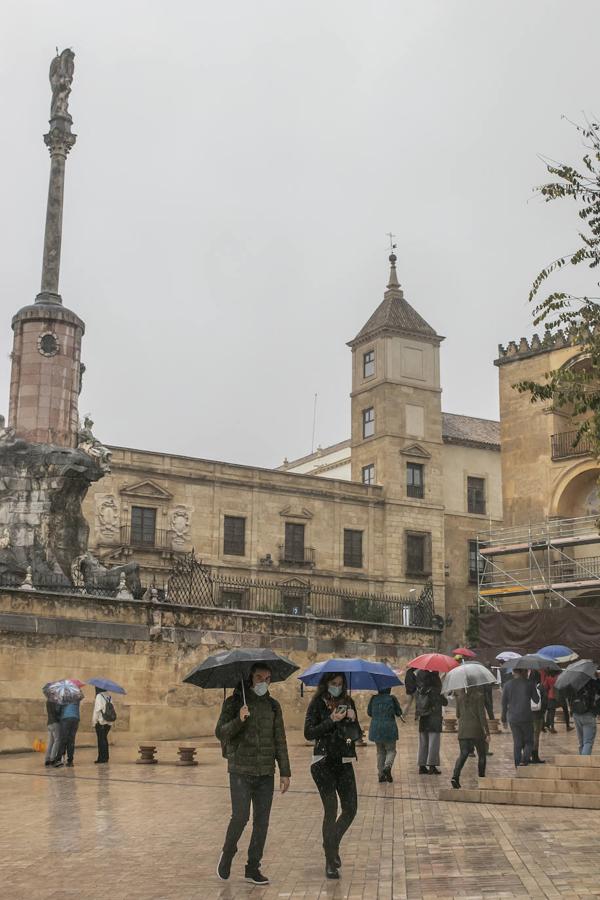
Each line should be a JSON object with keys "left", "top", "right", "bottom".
{"left": 0, "top": 588, "right": 440, "bottom": 753}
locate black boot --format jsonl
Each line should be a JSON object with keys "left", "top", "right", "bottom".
{"left": 383, "top": 766, "right": 393, "bottom": 782}
{"left": 326, "top": 861, "right": 340, "bottom": 879}
{"left": 428, "top": 766, "right": 441, "bottom": 775}
{"left": 418, "top": 765, "right": 428, "bottom": 774}
{"left": 531, "top": 750, "right": 545, "bottom": 764}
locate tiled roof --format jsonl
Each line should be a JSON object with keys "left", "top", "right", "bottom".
{"left": 350, "top": 290, "right": 438, "bottom": 345}
{"left": 442, "top": 413, "right": 500, "bottom": 449}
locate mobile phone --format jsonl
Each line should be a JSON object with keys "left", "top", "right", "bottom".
{"left": 336, "top": 704, "right": 347, "bottom": 714}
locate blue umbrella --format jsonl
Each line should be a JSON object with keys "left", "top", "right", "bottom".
{"left": 298, "top": 658, "right": 402, "bottom": 691}
{"left": 537, "top": 645, "right": 578, "bottom": 664}
{"left": 87, "top": 677, "right": 127, "bottom": 695}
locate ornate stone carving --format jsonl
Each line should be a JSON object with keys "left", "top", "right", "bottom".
{"left": 170, "top": 506, "right": 191, "bottom": 545}
{"left": 115, "top": 572, "right": 133, "bottom": 600}
{"left": 77, "top": 415, "right": 112, "bottom": 473}
{"left": 43, "top": 128, "right": 77, "bottom": 158}
{"left": 96, "top": 495, "right": 119, "bottom": 538}
{"left": 49, "top": 49, "right": 75, "bottom": 119}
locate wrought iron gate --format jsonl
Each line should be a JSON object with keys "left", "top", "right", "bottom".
{"left": 166, "top": 549, "right": 215, "bottom": 606}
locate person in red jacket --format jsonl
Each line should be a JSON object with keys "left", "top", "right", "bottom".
{"left": 542, "top": 670, "right": 573, "bottom": 733}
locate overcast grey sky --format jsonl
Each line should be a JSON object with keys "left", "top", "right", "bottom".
{"left": 1, "top": 1, "right": 598, "bottom": 467}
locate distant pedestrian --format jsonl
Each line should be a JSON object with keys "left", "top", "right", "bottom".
{"left": 416, "top": 670, "right": 448, "bottom": 775}
{"left": 529, "top": 672, "right": 547, "bottom": 764}
{"left": 404, "top": 666, "right": 417, "bottom": 714}
{"left": 450, "top": 687, "right": 488, "bottom": 789}
{"left": 367, "top": 687, "right": 404, "bottom": 782}
{"left": 215, "top": 663, "right": 290, "bottom": 886}
{"left": 569, "top": 677, "right": 600, "bottom": 756}
{"left": 542, "top": 669, "right": 574, "bottom": 733}
{"left": 92, "top": 688, "right": 114, "bottom": 764}
{"left": 304, "top": 672, "right": 361, "bottom": 880}
{"left": 501, "top": 669, "right": 539, "bottom": 767}
{"left": 45, "top": 699, "right": 61, "bottom": 767}
{"left": 52, "top": 696, "right": 82, "bottom": 768}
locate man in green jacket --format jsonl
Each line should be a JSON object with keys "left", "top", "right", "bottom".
{"left": 450, "top": 687, "right": 489, "bottom": 789}
{"left": 215, "top": 663, "right": 291, "bottom": 885}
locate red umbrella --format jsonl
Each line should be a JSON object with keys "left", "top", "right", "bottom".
{"left": 452, "top": 648, "right": 476, "bottom": 659}
{"left": 407, "top": 653, "right": 460, "bottom": 673}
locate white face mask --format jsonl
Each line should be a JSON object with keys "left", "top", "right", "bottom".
{"left": 328, "top": 684, "right": 343, "bottom": 698}
{"left": 252, "top": 682, "right": 269, "bottom": 697}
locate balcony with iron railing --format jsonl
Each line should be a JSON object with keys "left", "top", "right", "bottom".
{"left": 277, "top": 544, "right": 316, "bottom": 568}
{"left": 551, "top": 429, "right": 595, "bottom": 461}
{"left": 119, "top": 525, "right": 174, "bottom": 551}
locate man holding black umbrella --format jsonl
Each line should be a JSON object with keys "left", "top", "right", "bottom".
{"left": 215, "top": 663, "right": 291, "bottom": 885}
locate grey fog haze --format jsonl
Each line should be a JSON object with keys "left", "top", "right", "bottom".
{"left": 1, "top": 0, "right": 598, "bottom": 467}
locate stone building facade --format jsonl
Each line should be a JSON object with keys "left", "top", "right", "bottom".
{"left": 82, "top": 255, "right": 503, "bottom": 644}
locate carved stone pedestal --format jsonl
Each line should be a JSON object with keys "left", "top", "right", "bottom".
{"left": 177, "top": 746, "right": 198, "bottom": 766}
{"left": 136, "top": 745, "right": 158, "bottom": 764}
{"left": 488, "top": 719, "right": 501, "bottom": 734}
{"left": 443, "top": 717, "right": 457, "bottom": 733}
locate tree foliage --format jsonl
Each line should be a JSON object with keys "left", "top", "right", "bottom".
{"left": 515, "top": 119, "right": 600, "bottom": 453}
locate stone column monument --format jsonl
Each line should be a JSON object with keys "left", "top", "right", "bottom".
{"left": 0, "top": 51, "right": 140, "bottom": 595}
{"left": 8, "top": 49, "right": 84, "bottom": 448}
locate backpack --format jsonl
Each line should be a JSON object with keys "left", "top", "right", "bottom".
{"left": 103, "top": 695, "right": 117, "bottom": 723}
{"left": 415, "top": 687, "right": 433, "bottom": 718}
{"left": 219, "top": 694, "right": 278, "bottom": 758}
{"left": 572, "top": 685, "right": 592, "bottom": 716}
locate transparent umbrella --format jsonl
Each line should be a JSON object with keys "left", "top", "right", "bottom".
{"left": 442, "top": 663, "right": 496, "bottom": 694}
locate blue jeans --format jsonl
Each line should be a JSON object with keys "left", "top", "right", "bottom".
{"left": 574, "top": 712, "right": 597, "bottom": 755}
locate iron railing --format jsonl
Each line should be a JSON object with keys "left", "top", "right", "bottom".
{"left": 407, "top": 484, "right": 424, "bottom": 499}
{"left": 277, "top": 545, "right": 316, "bottom": 567}
{"left": 0, "top": 571, "right": 123, "bottom": 598}
{"left": 551, "top": 430, "right": 595, "bottom": 460}
{"left": 119, "top": 525, "right": 174, "bottom": 551}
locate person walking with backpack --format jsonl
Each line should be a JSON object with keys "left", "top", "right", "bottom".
{"left": 570, "top": 677, "right": 600, "bottom": 755}
{"left": 215, "top": 663, "right": 290, "bottom": 886}
{"left": 92, "top": 688, "right": 116, "bottom": 763}
{"left": 304, "top": 672, "right": 362, "bottom": 880}
{"left": 450, "top": 686, "right": 489, "bottom": 789}
{"left": 367, "top": 687, "right": 404, "bottom": 783}
{"left": 416, "top": 670, "right": 448, "bottom": 775}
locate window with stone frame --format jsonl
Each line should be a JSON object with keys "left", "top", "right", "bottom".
{"left": 468, "top": 540, "right": 479, "bottom": 583}
{"left": 362, "top": 407, "right": 375, "bottom": 438}
{"left": 362, "top": 464, "right": 375, "bottom": 485}
{"left": 223, "top": 515, "right": 246, "bottom": 556}
{"left": 406, "top": 462, "right": 424, "bottom": 498}
{"left": 131, "top": 506, "right": 157, "bottom": 546}
{"left": 467, "top": 476, "right": 486, "bottom": 515}
{"left": 363, "top": 349, "right": 375, "bottom": 378}
{"left": 405, "top": 530, "right": 432, "bottom": 576}
{"left": 343, "top": 529, "right": 363, "bottom": 568}
{"left": 284, "top": 522, "right": 305, "bottom": 563}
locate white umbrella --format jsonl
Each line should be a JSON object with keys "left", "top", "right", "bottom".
{"left": 442, "top": 663, "right": 496, "bottom": 694}
{"left": 496, "top": 651, "right": 521, "bottom": 662}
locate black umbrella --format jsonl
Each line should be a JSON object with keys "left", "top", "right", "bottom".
{"left": 183, "top": 648, "right": 299, "bottom": 703}
{"left": 556, "top": 659, "right": 598, "bottom": 693}
{"left": 510, "top": 654, "right": 561, "bottom": 673}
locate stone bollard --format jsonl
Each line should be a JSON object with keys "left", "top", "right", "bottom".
{"left": 443, "top": 717, "right": 457, "bottom": 733}
{"left": 136, "top": 745, "right": 158, "bottom": 765}
{"left": 177, "top": 746, "right": 199, "bottom": 766}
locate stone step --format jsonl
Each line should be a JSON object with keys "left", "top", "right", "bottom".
{"left": 480, "top": 776, "right": 600, "bottom": 795}
{"left": 439, "top": 787, "right": 600, "bottom": 809}
{"left": 516, "top": 764, "right": 600, "bottom": 781}
{"left": 552, "top": 754, "right": 600, "bottom": 767}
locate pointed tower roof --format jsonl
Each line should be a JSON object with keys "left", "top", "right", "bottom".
{"left": 348, "top": 253, "right": 442, "bottom": 348}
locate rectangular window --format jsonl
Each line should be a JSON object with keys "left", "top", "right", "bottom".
{"left": 407, "top": 462, "right": 424, "bottom": 498}
{"left": 361, "top": 464, "right": 375, "bottom": 485}
{"left": 343, "top": 529, "right": 363, "bottom": 568}
{"left": 406, "top": 531, "right": 432, "bottom": 576}
{"left": 223, "top": 515, "right": 246, "bottom": 556}
{"left": 468, "top": 540, "right": 479, "bottom": 583}
{"left": 362, "top": 407, "right": 375, "bottom": 438}
{"left": 284, "top": 522, "right": 305, "bottom": 563}
{"left": 467, "top": 477, "right": 486, "bottom": 515}
{"left": 363, "top": 349, "right": 375, "bottom": 378}
{"left": 131, "top": 506, "right": 156, "bottom": 546}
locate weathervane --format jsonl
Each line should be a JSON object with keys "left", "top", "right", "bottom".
{"left": 386, "top": 232, "right": 397, "bottom": 254}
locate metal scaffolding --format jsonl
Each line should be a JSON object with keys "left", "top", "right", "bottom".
{"left": 477, "top": 514, "right": 600, "bottom": 612}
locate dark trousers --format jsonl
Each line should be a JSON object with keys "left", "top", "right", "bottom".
{"left": 54, "top": 717, "right": 79, "bottom": 763}
{"left": 453, "top": 738, "right": 487, "bottom": 780}
{"left": 222, "top": 773, "right": 274, "bottom": 870}
{"left": 311, "top": 758, "right": 358, "bottom": 863}
{"left": 95, "top": 723, "right": 111, "bottom": 762}
{"left": 545, "top": 699, "right": 570, "bottom": 730}
{"left": 510, "top": 722, "right": 533, "bottom": 766}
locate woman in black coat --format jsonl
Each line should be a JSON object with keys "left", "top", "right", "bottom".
{"left": 304, "top": 672, "right": 361, "bottom": 880}
{"left": 416, "top": 670, "right": 448, "bottom": 774}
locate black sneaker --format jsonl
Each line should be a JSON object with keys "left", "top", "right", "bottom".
{"left": 217, "top": 853, "right": 232, "bottom": 881}
{"left": 451, "top": 776, "right": 460, "bottom": 789}
{"left": 245, "top": 868, "right": 269, "bottom": 885}
{"left": 418, "top": 765, "right": 428, "bottom": 774}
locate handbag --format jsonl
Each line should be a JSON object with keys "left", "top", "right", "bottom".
{"left": 531, "top": 686, "right": 542, "bottom": 712}
{"left": 338, "top": 718, "right": 362, "bottom": 743}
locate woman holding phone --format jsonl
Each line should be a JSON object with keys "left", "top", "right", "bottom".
{"left": 304, "top": 672, "right": 361, "bottom": 880}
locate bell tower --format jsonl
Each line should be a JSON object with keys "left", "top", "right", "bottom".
{"left": 8, "top": 49, "right": 84, "bottom": 448}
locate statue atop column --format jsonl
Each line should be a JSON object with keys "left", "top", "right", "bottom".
{"left": 49, "top": 49, "right": 75, "bottom": 120}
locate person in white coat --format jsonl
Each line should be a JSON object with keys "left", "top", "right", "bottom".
{"left": 92, "top": 688, "right": 112, "bottom": 763}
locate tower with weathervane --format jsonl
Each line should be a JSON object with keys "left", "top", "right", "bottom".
{"left": 347, "top": 250, "right": 446, "bottom": 597}
{"left": 8, "top": 48, "right": 84, "bottom": 448}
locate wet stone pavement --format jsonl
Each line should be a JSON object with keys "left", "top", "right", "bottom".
{"left": 1, "top": 722, "right": 600, "bottom": 900}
